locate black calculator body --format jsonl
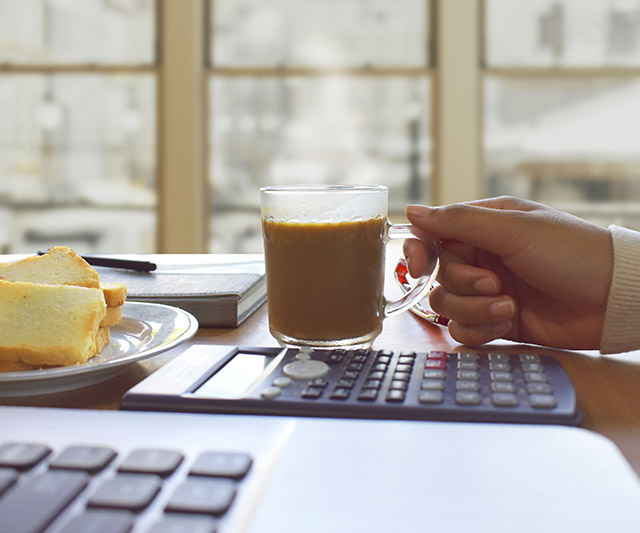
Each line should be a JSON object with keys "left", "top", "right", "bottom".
{"left": 121, "top": 345, "right": 581, "bottom": 425}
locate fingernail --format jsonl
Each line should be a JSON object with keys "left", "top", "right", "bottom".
{"left": 406, "top": 204, "right": 433, "bottom": 219}
{"left": 490, "top": 299, "right": 515, "bottom": 318}
{"left": 474, "top": 277, "right": 498, "bottom": 294}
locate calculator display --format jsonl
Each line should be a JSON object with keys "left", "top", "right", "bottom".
{"left": 195, "top": 352, "right": 276, "bottom": 399}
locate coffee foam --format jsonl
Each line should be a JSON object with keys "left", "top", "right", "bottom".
{"left": 262, "top": 188, "right": 387, "bottom": 223}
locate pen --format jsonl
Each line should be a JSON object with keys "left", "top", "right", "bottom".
{"left": 37, "top": 251, "right": 157, "bottom": 272}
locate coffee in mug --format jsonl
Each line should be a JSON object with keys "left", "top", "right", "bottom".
{"left": 260, "top": 185, "right": 438, "bottom": 347}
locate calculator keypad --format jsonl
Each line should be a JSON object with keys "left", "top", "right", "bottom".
{"left": 270, "top": 348, "right": 578, "bottom": 425}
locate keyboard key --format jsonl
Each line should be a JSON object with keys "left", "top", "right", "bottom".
{"left": 422, "top": 379, "right": 446, "bottom": 390}
{"left": 521, "top": 362, "right": 544, "bottom": 372}
{"left": 491, "top": 381, "right": 515, "bottom": 393}
{"left": 389, "top": 380, "right": 408, "bottom": 391}
{"left": 301, "top": 386, "right": 324, "bottom": 399}
{"left": 385, "top": 390, "right": 406, "bottom": 403}
{"left": 190, "top": 452, "right": 253, "bottom": 480}
{"left": 524, "top": 372, "right": 547, "bottom": 383}
{"left": 0, "top": 468, "right": 17, "bottom": 496}
{"left": 60, "top": 510, "right": 134, "bottom": 533}
{"left": 455, "top": 391, "right": 481, "bottom": 405}
{"left": 329, "top": 387, "right": 351, "bottom": 400}
{"left": 457, "top": 361, "right": 478, "bottom": 370}
{"left": 519, "top": 354, "right": 540, "bottom": 363}
{"left": 0, "top": 442, "right": 51, "bottom": 471}
{"left": 418, "top": 390, "right": 444, "bottom": 404}
{"left": 488, "top": 353, "right": 509, "bottom": 362}
{"left": 457, "top": 352, "right": 478, "bottom": 361}
{"left": 89, "top": 474, "right": 162, "bottom": 512}
{"left": 457, "top": 370, "right": 480, "bottom": 381}
{"left": 149, "top": 515, "right": 218, "bottom": 533}
{"left": 166, "top": 478, "right": 236, "bottom": 516}
{"left": 423, "top": 369, "right": 446, "bottom": 380}
{"left": 491, "top": 393, "right": 519, "bottom": 407}
{"left": 50, "top": 445, "right": 116, "bottom": 474}
{"left": 490, "top": 371, "right": 513, "bottom": 381}
{"left": 528, "top": 394, "right": 557, "bottom": 409}
{"left": 456, "top": 380, "right": 480, "bottom": 392}
{"left": 118, "top": 449, "right": 183, "bottom": 477}
{"left": 357, "top": 389, "right": 379, "bottom": 402}
{"left": 0, "top": 470, "right": 88, "bottom": 533}
{"left": 526, "top": 382, "right": 552, "bottom": 395}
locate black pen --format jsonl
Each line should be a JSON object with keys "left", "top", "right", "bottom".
{"left": 37, "top": 251, "right": 157, "bottom": 272}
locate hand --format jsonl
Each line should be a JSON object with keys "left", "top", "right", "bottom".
{"left": 403, "top": 196, "right": 614, "bottom": 350}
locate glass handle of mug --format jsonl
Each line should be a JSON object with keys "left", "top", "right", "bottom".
{"left": 384, "top": 223, "right": 440, "bottom": 318}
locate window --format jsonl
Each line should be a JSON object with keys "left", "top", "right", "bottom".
{"left": 484, "top": 0, "right": 640, "bottom": 230}
{"left": 207, "top": 0, "right": 432, "bottom": 253}
{"left": 0, "top": 0, "right": 156, "bottom": 254}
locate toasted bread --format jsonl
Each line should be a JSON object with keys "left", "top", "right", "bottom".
{"left": 101, "top": 282, "right": 127, "bottom": 307}
{"left": 0, "top": 280, "right": 106, "bottom": 367}
{"left": 100, "top": 305, "right": 122, "bottom": 328}
{"left": 0, "top": 247, "right": 100, "bottom": 289}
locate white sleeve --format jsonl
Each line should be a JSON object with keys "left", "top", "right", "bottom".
{"left": 600, "top": 225, "right": 640, "bottom": 354}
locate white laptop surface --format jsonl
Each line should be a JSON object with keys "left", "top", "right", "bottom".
{"left": 1, "top": 406, "right": 639, "bottom": 533}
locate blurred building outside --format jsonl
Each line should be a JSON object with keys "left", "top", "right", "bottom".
{"left": 1, "top": 0, "right": 640, "bottom": 255}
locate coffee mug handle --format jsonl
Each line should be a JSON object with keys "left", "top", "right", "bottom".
{"left": 383, "top": 223, "right": 440, "bottom": 318}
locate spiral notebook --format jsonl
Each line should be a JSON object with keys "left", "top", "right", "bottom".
{"left": 95, "top": 254, "right": 266, "bottom": 327}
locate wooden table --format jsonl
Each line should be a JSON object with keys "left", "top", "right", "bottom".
{"left": 4, "top": 299, "right": 640, "bottom": 478}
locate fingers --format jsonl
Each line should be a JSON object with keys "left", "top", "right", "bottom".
{"left": 405, "top": 199, "right": 537, "bottom": 257}
{"left": 404, "top": 239, "right": 501, "bottom": 296}
{"left": 429, "top": 285, "right": 515, "bottom": 326}
{"left": 428, "top": 285, "right": 517, "bottom": 345}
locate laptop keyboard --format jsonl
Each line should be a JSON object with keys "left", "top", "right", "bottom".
{"left": 0, "top": 441, "right": 253, "bottom": 533}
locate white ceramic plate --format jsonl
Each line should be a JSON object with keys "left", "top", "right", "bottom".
{"left": 0, "top": 301, "right": 199, "bottom": 397}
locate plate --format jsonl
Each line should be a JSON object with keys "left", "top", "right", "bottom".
{"left": 0, "top": 302, "right": 199, "bottom": 397}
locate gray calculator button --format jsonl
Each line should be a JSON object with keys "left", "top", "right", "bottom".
{"left": 528, "top": 394, "right": 556, "bottom": 409}
{"left": 490, "top": 371, "right": 513, "bottom": 381}
{"left": 488, "top": 353, "right": 509, "bottom": 362}
{"left": 455, "top": 391, "right": 482, "bottom": 405}
{"left": 458, "top": 352, "right": 479, "bottom": 361}
{"left": 421, "top": 379, "right": 445, "bottom": 390}
{"left": 457, "top": 370, "right": 479, "bottom": 381}
{"left": 489, "top": 361, "right": 511, "bottom": 371}
{"left": 419, "top": 390, "right": 444, "bottom": 404}
{"left": 526, "top": 382, "right": 552, "bottom": 394}
{"left": 524, "top": 372, "right": 547, "bottom": 383}
{"left": 423, "top": 369, "right": 446, "bottom": 380}
{"left": 491, "top": 392, "right": 519, "bottom": 407}
{"left": 519, "top": 354, "right": 540, "bottom": 363}
{"left": 457, "top": 361, "right": 478, "bottom": 370}
{"left": 273, "top": 377, "right": 292, "bottom": 388}
{"left": 261, "top": 386, "right": 282, "bottom": 399}
{"left": 491, "top": 381, "right": 515, "bottom": 393}
{"left": 283, "top": 360, "right": 330, "bottom": 380}
{"left": 521, "top": 362, "right": 544, "bottom": 372}
{"left": 456, "top": 380, "right": 480, "bottom": 392}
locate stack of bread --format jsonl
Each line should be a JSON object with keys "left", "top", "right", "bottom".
{"left": 0, "top": 246, "right": 127, "bottom": 371}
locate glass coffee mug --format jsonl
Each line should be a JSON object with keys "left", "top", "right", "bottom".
{"left": 260, "top": 184, "right": 439, "bottom": 347}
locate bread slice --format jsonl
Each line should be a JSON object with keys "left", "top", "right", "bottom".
{"left": 101, "top": 282, "right": 127, "bottom": 307}
{"left": 100, "top": 305, "right": 122, "bottom": 328}
{"left": 0, "top": 280, "right": 106, "bottom": 367}
{"left": 0, "top": 247, "right": 100, "bottom": 289}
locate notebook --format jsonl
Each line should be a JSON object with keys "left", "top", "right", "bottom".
{"left": 95, "top": 254, "right": 266, "bottom": 327}
{"left": 1, "top": 406, "right": 640, "bottom": 533}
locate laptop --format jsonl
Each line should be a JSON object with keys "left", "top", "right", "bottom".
{"left": 1, "top": 406, "right": 640, "bottom": 532}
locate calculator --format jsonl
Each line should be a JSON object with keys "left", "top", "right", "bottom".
{"left": 121, "top": 345, "right": 581, "bottom": 425}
